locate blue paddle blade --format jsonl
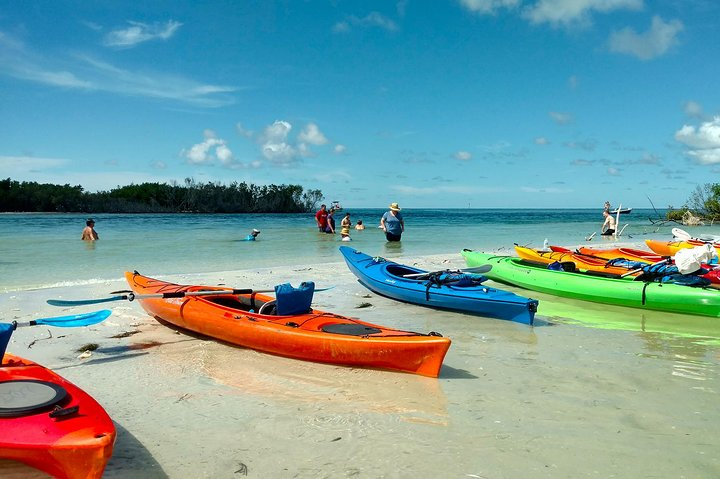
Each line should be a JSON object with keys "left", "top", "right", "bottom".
{"left": 32, "top": 310, "right": 112, "bottom": 327}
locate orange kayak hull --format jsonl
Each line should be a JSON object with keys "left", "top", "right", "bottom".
{"left": 125, "top": 272, "right": 451, "bottom": 377}
{"left": 514, "top": 245, "right": 632, "bottom": 276}
{"left": 0, "top": 354, "right": 115, "bottom": 479}
{"left": 577, "top": 246, "right": 664, "bottom": 264}
{"left": 645, "top": 239, "right": 720, "bottom": 257}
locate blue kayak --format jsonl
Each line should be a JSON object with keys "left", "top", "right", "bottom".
{"left": 339, "top": 246, "right": 538, "bottom": 325}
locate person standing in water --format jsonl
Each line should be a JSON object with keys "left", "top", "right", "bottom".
{"left": 380, "top": 203, "right": 404, "bottom": 242}
{"left": 601, "top": 211, "right": 616, "bottom": 236}
{"left": 81, "top": 218, "right": 99, "bottom": 241}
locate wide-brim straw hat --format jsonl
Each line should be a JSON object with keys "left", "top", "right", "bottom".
{"left": 389, "top": 203, "right": 401, "bottom": 211}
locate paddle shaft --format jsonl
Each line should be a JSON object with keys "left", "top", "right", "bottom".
{"left": 404, "top": 265, "right": 492, "bottom": 279}
{"left": 620, "top": 259, "right": 670, "bottom": 278}
{"left": 48, "top": 286, "right": 334, "bottom": 307}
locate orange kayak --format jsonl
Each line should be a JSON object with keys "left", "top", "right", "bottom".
{"left": 514, "top": 245, "right": 634, "bottom": 276}
{"left": 645, "top": 239, "right": 720, "bottom": 257}
{"left": 576, "top": 246, "right": 664, "bottom": 263}
{"left": 125, "top": 271, "right": 451, "bottom": 377}
{"left": 0, "top": 354, "right": 115, "bottom": 479}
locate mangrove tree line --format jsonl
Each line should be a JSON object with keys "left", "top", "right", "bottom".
{"left": 0, "top": 178, "right": 324, "bottom": 213}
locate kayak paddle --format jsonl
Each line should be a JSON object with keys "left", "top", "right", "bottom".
{"left": 404, "top": 265, "right": 492, "bottom": 279}
{"left": 47, "top": 287, "right": 335, "bottom": 307}
{"left": 11, "top": 310, "right": 112, "bottom": 328}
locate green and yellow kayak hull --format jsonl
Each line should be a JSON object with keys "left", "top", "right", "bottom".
{"left": 461, "top": 250, "right": 720, "bottom": 317}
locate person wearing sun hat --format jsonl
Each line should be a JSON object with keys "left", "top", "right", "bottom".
{"left": 244, "top": 228, "right": 261, "bottom": 241}
{"left": 380, "top": 202, "right": 404, "bottom": 242}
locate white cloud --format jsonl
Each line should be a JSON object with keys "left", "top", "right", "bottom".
{"left": 459, "top": 0, "right": 520, "bottom": 15}
{"left": 454, "top": 151, "right": 473, "bottom": 161}
{"left": 334, "top": 144, "right": 347, "bottom": 154}
{"left": 314, "top": 170, "right": 352, "bottom": 183}
{"left": 607, "top": 167, "right": 620, "bottom": 176}
{"left": 535, "top": 137, "right": 550, "bottom": 145}
{"left": 524, "top": 0, "right": 643, "bottom": 26}
{"left": 675, "top": 117, "right": 720, "bottom": 165}
{"left": 608, "top": 16, "right": 683, "bottom": 60}
{"left": 259, "top": 120, "right": 298, "bottom": 165}
{"left": 549, "top": 111, "right": 573, "bottom": 124}
{"left": 236, "top": 122, "right": 254, "bottom": 138}
{"left": 683, "top": 101, "right": 703, "bottom": 119}
{"left": 0, "top": 31, "right": 234, "bottom": 106}
{"left": 333, "top": 12, "right": 398, "bottom": 33}
{"left": 183, "top": 130, "right": 235, "bottom": 165}
{"left": 0, "top": 155, "right": 68, "bottom": 174}
{"left": 298, "top": 123, "right": 329, "bottom": 145}
{"left": 104, "top": 20, "right": 183, "bottom": 48}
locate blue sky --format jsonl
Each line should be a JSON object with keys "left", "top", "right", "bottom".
{"left": 1, "top": 1, "right": 719, "bottom": 208}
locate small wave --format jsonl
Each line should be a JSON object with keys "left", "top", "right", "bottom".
{"left": 1, "top": 276, "right": 125, "bottom": 293}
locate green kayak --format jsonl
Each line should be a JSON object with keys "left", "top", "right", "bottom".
{"left": 461, "top": 250, "right": 720, "bottom": 317}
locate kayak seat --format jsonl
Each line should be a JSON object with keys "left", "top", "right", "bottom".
{"left": 274, "top": 282, "right": 315, "bottom": 316}
{"left": 0, "top": 380, "right": 68, "bottom": 418}
{"left": 385, "top": 264, "right": 420, "bottom": 277}
{"left": 322, "top": 323, "right": 382, "bottom": 336}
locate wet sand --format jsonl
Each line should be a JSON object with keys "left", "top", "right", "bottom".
{"left": 2, "top": 252, "right": 720, "bottom": 478}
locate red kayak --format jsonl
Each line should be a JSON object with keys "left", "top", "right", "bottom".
{"left": 0, "top": 353, "right": 116, "bottom": 479}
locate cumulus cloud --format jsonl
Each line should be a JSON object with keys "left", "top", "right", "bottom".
{"left": 298, "top": 123, "right": 329, "bottom": 145}
{"left": 524, "top": 0, "right": 643, "bottom": 26}
{"left": 535, "top": 137, "right": 549, "bottom": 145}
{"left": 333, "top": 12, "right": 398, "bottom": 33}
{"left": 459, "top": 0, "right": 520, "bottom": 15}
{"left": 607, "top": 167, "right": 620, "bottom": 176}
{"left": 675, "top": 117, "right": 720, "bottom": 165}
{"left": 460, "top": 0, "right": 642, "bottom": 26}
{"left": 334, "top": 144, "right": 347, "bottom": 154}
{"left": 454, "top": 151, "right": 473, "bottom": 161}
{"left": 549, "top": 111, "right": 573, "bottom": 124}
{"left": 183, "top": 130, "right": 235, "bottom": 165}
{"left": 608, "top": 16, "right": 683, "bottom": 60}
{"left": 683, "top": 101, "right": 704, "bottom": 119}
{"left": 104, "top": 20, "right": 183, "bottom": 48}
{"left": 259, "top": 120, "right": 298, "bottom": 165}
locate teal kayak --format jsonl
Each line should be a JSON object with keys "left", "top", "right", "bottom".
{"left": 461, "top": 250, "right": 720, "bottom": 317}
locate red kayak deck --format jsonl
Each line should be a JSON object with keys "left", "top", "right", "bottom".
{"left": 0, "top": 354, "right": 115, "bottom": 479}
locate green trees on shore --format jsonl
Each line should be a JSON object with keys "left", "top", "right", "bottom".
{"left": 667, "top": 183, "right": 720, "bottom": 223}
{"left": 0, "top": 178, "right": 323, "bottom": 213}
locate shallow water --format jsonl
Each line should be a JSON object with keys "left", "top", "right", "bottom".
{"left": 0, "top": 208, "right": 681, "bottom": 291}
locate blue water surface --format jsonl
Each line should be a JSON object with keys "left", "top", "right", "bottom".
{"left": 0, "top": 208, "right": 684, "bottom": 291}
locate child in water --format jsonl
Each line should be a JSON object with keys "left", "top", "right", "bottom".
{"left": 244, "top": 229, "right": 261, "bottom": 241}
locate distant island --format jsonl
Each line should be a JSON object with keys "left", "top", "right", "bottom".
{"left": 0, "top": 178, "right": 323, "bottom": 214}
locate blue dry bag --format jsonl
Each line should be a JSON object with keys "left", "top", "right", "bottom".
{"left": 274, "top": 282, "right": 315, "bottom": 315}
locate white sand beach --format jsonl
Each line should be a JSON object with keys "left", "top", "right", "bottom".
{"left": 2, "top": 252, "right": 720, "bottom": 478}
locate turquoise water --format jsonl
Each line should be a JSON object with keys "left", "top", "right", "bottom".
{"left": 0, "top": 208, "right": 685, "bottom": 291}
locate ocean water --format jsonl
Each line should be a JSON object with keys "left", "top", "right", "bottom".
{"left": 0, "top": 208, "right": 689, "bottom": 291}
